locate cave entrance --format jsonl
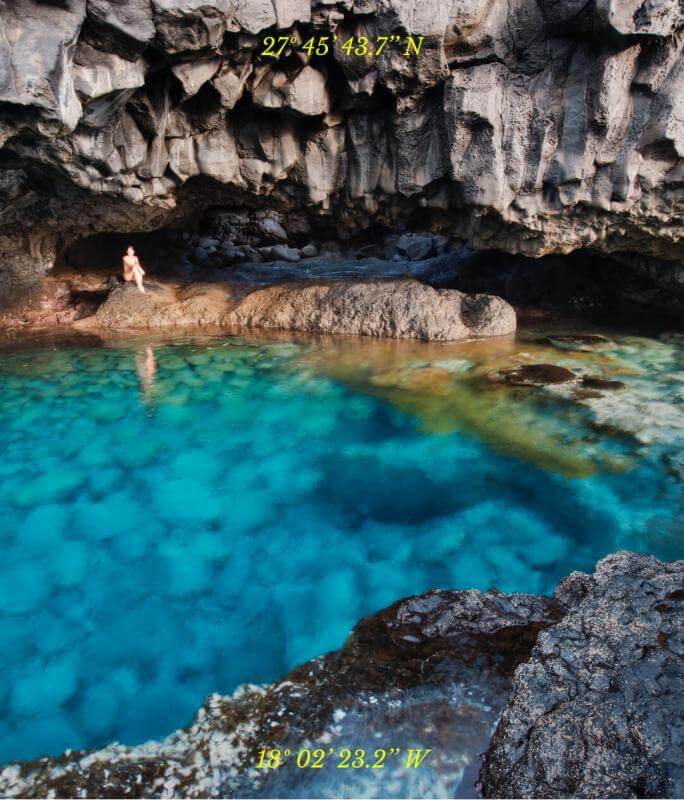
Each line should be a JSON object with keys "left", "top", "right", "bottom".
{"left": 58, "top": 228, "right": 188, "bottom": 282}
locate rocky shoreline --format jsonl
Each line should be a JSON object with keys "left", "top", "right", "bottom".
{"left": 69, "top": 278, "right": 516, "bottom": 342}
{"left": 1, "top": 551, "right": 681, "bottom": 799}
{"left": 2, "top": 213, "right": 681, "bottom": 337}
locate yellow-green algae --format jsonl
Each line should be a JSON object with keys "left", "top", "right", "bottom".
{"left": 299, "top": 331, "right": 641, "bottom": 479}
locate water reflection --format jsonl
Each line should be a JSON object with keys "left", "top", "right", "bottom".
{"left": 135, "top": 346, "right": 157, "bottom": 403}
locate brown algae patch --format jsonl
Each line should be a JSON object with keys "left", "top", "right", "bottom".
{"left": 299, "top": 333, "right": 637, "bottom": 479}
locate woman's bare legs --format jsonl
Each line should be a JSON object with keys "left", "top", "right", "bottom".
{"left": 133, "top": 266, "right": 145, "bottom": 293}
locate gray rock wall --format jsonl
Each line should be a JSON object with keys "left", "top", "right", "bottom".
{"left": 0, "top": 0, "right": 682, "bottom": 296}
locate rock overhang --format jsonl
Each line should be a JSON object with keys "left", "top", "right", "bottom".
{"left": 0, "top": 0, "right": 681, "bottom": 308}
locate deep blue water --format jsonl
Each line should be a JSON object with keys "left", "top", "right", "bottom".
{"left": 0, "top": 328, "right": 681, "bottom": 763}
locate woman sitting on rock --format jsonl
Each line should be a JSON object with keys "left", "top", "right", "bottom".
{"left": 122, "top": 246, "right": 146, "bottom": 293}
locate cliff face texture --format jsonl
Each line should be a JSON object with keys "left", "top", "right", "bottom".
{"left": 0, "top": 0, "right": 682, "bottom": 304}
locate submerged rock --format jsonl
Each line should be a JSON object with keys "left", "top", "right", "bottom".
{"left": 488, "top": 364, "right": 579, "bottom": 386}
{"left": 0, "top": 554, "right": 679, "bottom": 799}
{"left": 547, "top": 335, "right": 617, "bottom": 352}
{"left": 581, "top": 375, "right": 626, "bottom": 391}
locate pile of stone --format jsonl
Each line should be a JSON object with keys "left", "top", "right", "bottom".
{"left": 183, "top": 210, "right": 454, "bottom": 271}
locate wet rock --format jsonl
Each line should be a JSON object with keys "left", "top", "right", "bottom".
{"left": 2, "top": 554, "right": 679, "bottom": 799}
{"left": 0, "top": 581, "right": 560, "bottom": 798}
{"left": 547, "top": 334, "right": 617, "bottom": 352}
{"left": 318, "top": 241, "right": 343, "bottom": 260}
{"left": 218, "top": 242, "right": 236, "bottom": 260}
{"left": 581, "top": 375, "right": 626, "bottom": 390}
{"left": 226, "top": 280, "right": 517, "bottom": 341}
{"left": 268, "top": 244, "right": 301, "bottom": 263}
{"left": 256, "top": 217, "right": 288, "bottom": 242}
{"left": 574, "top": 388, "right": 605, "bottom": 400}
{"left": 489, "top": 364, "right": 580, "bottom": 386}
{"left": 197, "top": 237, "right": 220, "bottom": 250}
{"left": 481, "top": 552, "right": 684, "bottom": 799}
{"left": 235, "top": 245, "right": 261, "bottom": 263}
{"left": 396, "top": 233, "right": 440, "bottom": 261}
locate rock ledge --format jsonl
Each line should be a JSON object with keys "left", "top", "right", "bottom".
{"left": 0, "top": 552, "right": 681, "bottom": 799}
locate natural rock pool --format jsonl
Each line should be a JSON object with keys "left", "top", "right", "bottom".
{"left": 0, "top": 324, "right": 681, "bottom": 764}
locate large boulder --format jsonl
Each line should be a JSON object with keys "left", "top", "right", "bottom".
{"left": 74, "top": 277, "right": 516, "bottom": 340}
{"left": 481, "top": 551, "right": 684, "bottom": 799}
{"left": 74, "top": 281, "right": 237, "bottom": 329}
{"left": 226, "top": 279, "right": 517, "bottom": 341}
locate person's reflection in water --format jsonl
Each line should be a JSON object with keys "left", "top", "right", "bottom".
{"left": 136, "top": 346, "right": 157, "bottom": 404}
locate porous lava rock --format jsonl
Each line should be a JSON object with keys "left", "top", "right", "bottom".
{"left": 0, "top": 0, "right": 682, "bottom": 306}
{"left": 481, "top": 551, "right": 684, "bottom": 799}
{"left": 225, "top": 279, "right": 517, "bottom": 340}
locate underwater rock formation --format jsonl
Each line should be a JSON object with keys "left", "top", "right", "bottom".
{"left": 0, "top": 552, "right": 680, "bottom": 798}
{"left": 488, "top": 363, "right": 579, "bottom": 386}
{"left": 0, "top": 0, "right": 682, "bottom": 304}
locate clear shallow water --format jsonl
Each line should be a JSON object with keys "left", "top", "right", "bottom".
{"left": 0, "top": 326, "right": 681, "bottom": 763}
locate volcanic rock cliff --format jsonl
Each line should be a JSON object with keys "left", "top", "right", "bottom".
{"left": 0, "top": 0, "right": 682, "bottom": 306}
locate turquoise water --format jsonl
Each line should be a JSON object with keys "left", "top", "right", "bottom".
{"left": 0, "top": 328, "right": 681, "bottom": 763}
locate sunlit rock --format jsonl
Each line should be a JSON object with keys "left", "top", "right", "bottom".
{"left": 226, "top": 280, "right": 517, "bottom": 341}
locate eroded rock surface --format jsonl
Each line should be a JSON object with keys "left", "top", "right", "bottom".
{"left": 481, "top": 551, "right": 684, "bottom": 799}
{"left": 0, "top": 553, "right": 680, "bottom": 799}
{"left": 0, "top": 0, "right": 682, "bottom": 303}
{"left": 73, "top": 277, "right": 516, "bottom": 340}
{"left": 226, "top": 280, "right": 517, "bottom": 340}
{"left": 0, "top": 584, "right": 560, "bottom": 799}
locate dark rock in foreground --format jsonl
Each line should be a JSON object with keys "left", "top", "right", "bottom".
{"left": 0, "top": 587, "right": 559, "bottom": 798}
{"left": 581, "top": 375, "right": 626, "bottom": 391}
{"left": 0, "top": 553, "right": 681, "bottom": 799}
{"left": 481, "top": 552, "right": 684, "bottom": 799}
